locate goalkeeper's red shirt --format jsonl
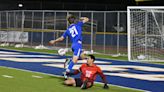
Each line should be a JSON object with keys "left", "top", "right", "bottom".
{"left": 74, "top": 63, "right": 107, "bottom": 84}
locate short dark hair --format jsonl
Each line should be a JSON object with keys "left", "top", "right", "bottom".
{"left": 67, "top": 14, "right": 76, "bottom": 24}
{"left": 88, "top": 55, "right": 95, "bottom": 62}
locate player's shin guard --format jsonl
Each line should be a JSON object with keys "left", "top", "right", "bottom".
{"left": 66, "top": 59, "right": 74, "bottom": 72}
{"left": 64, "top": 58, "right": 71, "bottom": 69}
{"left": 63, "top": 72, "right": 68, "bottom": 80}
{"left": 64, "top": 59, "right": 74, "bottom": 79}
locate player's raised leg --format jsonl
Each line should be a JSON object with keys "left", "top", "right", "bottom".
{"left": 63, "top": 47, "right": 83, "bottom": 79}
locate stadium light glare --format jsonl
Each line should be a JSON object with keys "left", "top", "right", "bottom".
{"left": 18, "top": 3, "right": 23, "bottom": 8}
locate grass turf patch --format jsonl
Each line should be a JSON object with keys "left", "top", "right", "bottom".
{"left": 0, "top": 66, "right": 143, "bottom": 92}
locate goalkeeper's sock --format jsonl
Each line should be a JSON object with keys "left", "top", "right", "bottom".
{"left": 67, "top": 59, "right": 74, "bottom": 71}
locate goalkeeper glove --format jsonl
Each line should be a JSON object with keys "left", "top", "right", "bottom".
{"left": 103, "top": 83, "right": 109, "bottom": 89}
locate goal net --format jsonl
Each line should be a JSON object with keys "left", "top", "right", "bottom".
{"left": 127, "top": 6, "right": 164, "bottom": 62}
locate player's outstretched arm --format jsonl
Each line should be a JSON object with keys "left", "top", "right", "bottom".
{"left": 100, "top": 73, "right": 109, "bottom": 89}
{"left": 98, "top": 68, "right": 109, "bottom": 89}
{"left": 80, "top": 17, "right": 89, "bottom": 23}
{"left": 49, "top": 36, "right": 64, "bottom": 45}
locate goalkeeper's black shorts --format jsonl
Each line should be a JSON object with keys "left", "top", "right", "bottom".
{"left": 75, "top": 78, "right": 83, "bottom": 87}
{"left": 75, "top": 78, "right": 93, "bottom": 88}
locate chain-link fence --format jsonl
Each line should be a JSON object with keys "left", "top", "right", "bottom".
{"left": 0, "top": 10, "right": 127, "bottom": 55}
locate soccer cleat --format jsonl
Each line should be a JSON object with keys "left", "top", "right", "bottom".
{"left": 63, "top": 72, "right": 68, "bottom": 80}
{"left": 64, "top": 58, "right": 71, "bottom": 69}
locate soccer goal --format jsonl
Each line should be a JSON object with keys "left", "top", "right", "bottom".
{"left": 127, "top": 6, "right": 164, "bottom": 62}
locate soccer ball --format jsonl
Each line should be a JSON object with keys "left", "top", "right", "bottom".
{"left": 137, "top": 54, "right": 145, "bottom": 60}
{"left": 58, "top": 48, "right": 66, "bottom": 56}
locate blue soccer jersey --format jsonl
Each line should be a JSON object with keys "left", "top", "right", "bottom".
{"left": 62, "top": 21, "right": 84, "bottom": 57}
{"left": 62, "top": 21, "right": 83, "bottom": 43}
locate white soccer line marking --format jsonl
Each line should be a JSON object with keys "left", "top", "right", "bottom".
{"left": 0, "top": 55, "right": 54, "bottom": 58}
{"left": 43, "top": 64, "right": 127, "bottom": 71}
{"left": 105, "top": 73, "right": 164, "bottom": 81}
{"left": 0, "top": 48, "right": 128, "bottom": 61}
{"left": 0, "top": 51, "right": 21, "bottom": 54}
{"left": 32, "top": 75, "right": 43, "bottom": 78}
{"left": 0, "top": 58, "right": 111, "bottom": 63}
{"left": 43, "top": 64, "right": 164, "bottom": 72}
{"left": 0, "top": 66, "right": 149, "bottom": 92}
{"left": 112, "top": 65, "right": 164, "bottom": 72}
{"left": 43, "top": 64, "right": 164, "bottom": 81}
{"left": 2, "top": 75, "right": 14, "bottom": 78}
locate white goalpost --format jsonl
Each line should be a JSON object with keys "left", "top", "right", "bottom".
{"left": 127, "top": 6, "right": 164, "bottom": 62}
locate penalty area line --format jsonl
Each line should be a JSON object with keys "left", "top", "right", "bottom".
{"left": 2, "top": 75, "right": 14, "bottom": 78}
{"left": 32, "top": 75, "right": 43, "bottom": 78}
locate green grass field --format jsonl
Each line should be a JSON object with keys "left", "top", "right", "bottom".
{"left": 0, "top": 66, "right": 143, "bottom": 92}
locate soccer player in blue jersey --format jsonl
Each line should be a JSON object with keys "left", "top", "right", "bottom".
{"left": 49, "top": 14, "right": 89, "bottom": 79}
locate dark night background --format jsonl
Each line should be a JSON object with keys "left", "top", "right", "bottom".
{"left": 0, "top": 0, "right": 163, "bottom": 11}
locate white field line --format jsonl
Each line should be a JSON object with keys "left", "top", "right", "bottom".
{"left": 32, "top": 75, "right": 43, "bottom": 78}
{"left": 0, "top": 58, "right": 111, "bottom": 64}
{"left": 0, "top": 48, "right": 128, "bottom": 61}
{"left": 0, "top": 51, "right": 21, "bottom": 54}
{"left": 2, "top": 75, "right": 14, "bottom": 78}
{"left": 43, "top": 64, "right": 128, "bottom": 71}
{"left": 0, "top": 55, "right": 54, "bottom": 58}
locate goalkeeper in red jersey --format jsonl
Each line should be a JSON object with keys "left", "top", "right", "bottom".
{"left": 63, "top": 55, "right": 109, "bottom": 89}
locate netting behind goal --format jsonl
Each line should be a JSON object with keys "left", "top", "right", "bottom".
{"left": 128, "top": 7, "right": 164, "bottom": 62}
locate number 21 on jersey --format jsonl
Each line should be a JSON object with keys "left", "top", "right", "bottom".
{"left": 69, "top": 26, "right": 78, "bottom": 38}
